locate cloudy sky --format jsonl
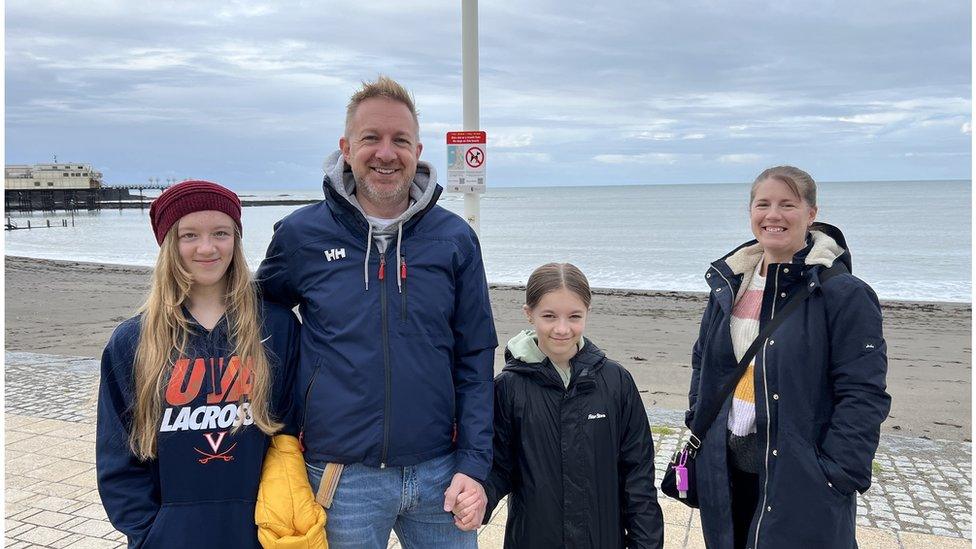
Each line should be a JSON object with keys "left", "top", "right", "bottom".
{"left": 5, "top": 0, "right": 971, "bottom": 189}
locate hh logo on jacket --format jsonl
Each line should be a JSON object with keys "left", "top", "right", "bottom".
{"left": 323, "top": 248, "right": 346, "bottom": 262}
{"left": 159, "top": 356, "right": 254, "bottom": 463}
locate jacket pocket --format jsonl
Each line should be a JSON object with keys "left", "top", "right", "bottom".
{"left": 142, "top": 501, "right": 259, "bottom": 548}
{"left": 298, "top": 360, "right": 324, "bottom": 436}
{"left": 762, "top": 431, "right": 854, "bottom": 544}
{"left": 784, "top": 430, "right": 850, "bottom": 500}
{"left": 140, "top": 505, "right": 168, "bottom": 548}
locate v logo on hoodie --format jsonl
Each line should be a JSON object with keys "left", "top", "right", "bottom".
{"left": 204, "top": 431, "right": 227, "bottom": 453}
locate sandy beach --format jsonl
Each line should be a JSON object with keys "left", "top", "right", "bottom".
{"left": 5, "top": 255, "right": 970, "bottom": 441}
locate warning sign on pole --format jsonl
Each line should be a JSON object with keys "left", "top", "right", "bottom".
{"left": 446, "top": 131, "right": 486, "bottom": 193}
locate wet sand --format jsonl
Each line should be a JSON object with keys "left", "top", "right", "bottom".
{"left": 5, "top": 255, "right": 970, "bottom": 441}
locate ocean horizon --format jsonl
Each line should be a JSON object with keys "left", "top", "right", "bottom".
{"left": 5, "top": 179, "right": 971, "bottom": 303}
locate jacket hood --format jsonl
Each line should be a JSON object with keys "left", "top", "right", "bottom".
{"left": 322, "top": 149, "right": 440, "bottom": 292}
{"left": 503, "top": 331, "right": 603, "bottom": 388}
{"left": 721, "top": 222, "right": 850, "bottom": 276}
{"left": 714, "top": 222, "right": 852, "bottom": 305}
{"left": 322, "top": 149, "right": 438, "bottom": 234}
{"left": 505, "top": 329, "right": 587, "bottom": 364}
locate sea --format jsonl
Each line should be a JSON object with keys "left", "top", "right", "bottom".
{"left": 4, "top": 180, "right": 971, "bottom": 303}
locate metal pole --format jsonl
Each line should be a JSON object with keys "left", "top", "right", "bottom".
{"left": 462, "top": 0, "right": 480, "bottom": 236}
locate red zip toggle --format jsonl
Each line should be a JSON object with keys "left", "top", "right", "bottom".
{"left": 298, "top": 431, "right": 305, "bottom": 452}
{"left": 400, "top": 257, "right": 407, "bottom": 280}
{"left": 378, "top": 255, "right": 386, "bottom": 280}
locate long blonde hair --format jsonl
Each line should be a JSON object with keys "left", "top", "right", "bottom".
{"left": 130, "top": 224, "right": 281, "bottom": 460}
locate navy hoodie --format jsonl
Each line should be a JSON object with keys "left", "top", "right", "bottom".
{"left": 96, "top": 303, "right": 299, "bottom": 549}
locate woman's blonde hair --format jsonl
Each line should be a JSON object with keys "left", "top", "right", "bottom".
{"left": 130, "top": 224, "right": 280, "bottom": 460}
{"left": 750, "top": 165, "right": 817, "bottom": 207}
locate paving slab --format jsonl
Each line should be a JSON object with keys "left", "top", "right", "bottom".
{"left": 5, "top": 351, "right": 971, "bottom": 548}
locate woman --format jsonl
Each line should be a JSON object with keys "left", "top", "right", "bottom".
{"left": 484, "top": 263, "right": 664, "bottom": 548}
{"left": 686, "top": 166, "right": 890, "bottom": 548}
{"left": 96, "top": 180, "right": 299, "bottom": 548}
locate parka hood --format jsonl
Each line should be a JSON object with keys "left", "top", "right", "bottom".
{"left": 322, "top": 149, "right": 441, "bottom": 292}
{"left": 716, "top": 222, "right": 852, "bottom": 304}
{"left": 721, "top": 222, "right": 851, "bottom": 276}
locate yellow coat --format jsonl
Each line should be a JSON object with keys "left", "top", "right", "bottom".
{"left": 255, "top": 435, "right": 328, "bottom": 549}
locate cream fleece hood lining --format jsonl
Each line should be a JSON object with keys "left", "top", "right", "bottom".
{"left": 723, "top": 229, "right": 845, "bottom": 305}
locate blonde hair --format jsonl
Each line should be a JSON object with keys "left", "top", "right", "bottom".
{"left": 750, "top": 165, "right": 817, "bottom": 207}
{"left": 345, "top": 75, "right": 419, "bottom": 138}
{"left": 130, "top": 225, "right": 280, "bottom": 460}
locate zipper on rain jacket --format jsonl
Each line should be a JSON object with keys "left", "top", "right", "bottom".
{"left": 378, "top": 251, "right": 392, "bottom": 467}
{"left": 400, "top": 254, "right": 408, "bottom": 321}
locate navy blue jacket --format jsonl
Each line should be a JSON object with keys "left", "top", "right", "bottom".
{"left": 687, "top": 223, "right": 891, "bottom": 548}
{"left": 256, "top": 164, "right": 497, "bottom": 480}
{"left": 96, "top": 303, "right": 299, "bottom": 549}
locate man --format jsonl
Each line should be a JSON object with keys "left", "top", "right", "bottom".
{"left": 257, "top": 76, "right": 496, "bottom": 548}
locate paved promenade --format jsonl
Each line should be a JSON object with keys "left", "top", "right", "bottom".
{"left": 4, "top": 352, "right": 971, "bottom": 548}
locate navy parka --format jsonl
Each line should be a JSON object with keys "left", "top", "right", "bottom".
{"left": 687, "top": 223, "right": 890, "bottom": 549}
{"left": 256, "top": 155, "right": 497, "bottom": 481}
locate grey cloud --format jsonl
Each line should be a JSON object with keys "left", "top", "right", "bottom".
{"left": 5, "top": 0, "right": 970, "bottom": 187}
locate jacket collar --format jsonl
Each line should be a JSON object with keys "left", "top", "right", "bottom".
{"left": 703, "top": 223, "right": 851, "bottom": 314}
{"left": 504, "top": 336, "right": 606, "bottom": 393}
{"left": 321, "top": 150, "right": 441, "bottom": 238}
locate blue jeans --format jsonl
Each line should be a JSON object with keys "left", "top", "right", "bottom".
{"left": 306, "top": 452, "right": 477, "bottom": 549}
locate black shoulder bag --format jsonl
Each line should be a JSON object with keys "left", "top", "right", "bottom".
{"left": 661, "top": 262, "right": 848, "bottom": 508}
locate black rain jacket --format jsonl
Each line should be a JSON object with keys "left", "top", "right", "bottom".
{"left": 484, "top": 336, "right": 664, "bottom": 548}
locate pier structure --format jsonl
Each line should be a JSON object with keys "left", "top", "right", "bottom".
{"left": 101, "top": 182, "right": 171, "bottom": 210}
{"left": 5, "top": 163, "right": 104, "bottom": 213}
{"left": 5, "top": 163, "right": 173, "bottom": 212}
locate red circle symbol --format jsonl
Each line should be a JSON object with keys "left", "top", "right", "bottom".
{"left": 465, "top": 147, "right": 485, "bottom": 168}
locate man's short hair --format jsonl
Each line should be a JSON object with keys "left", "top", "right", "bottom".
{"left": 345, "top": 75, "right": 420, "bottom": 138}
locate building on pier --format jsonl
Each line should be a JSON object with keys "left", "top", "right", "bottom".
{"left": 5, "top": 163, "right": 103, "bottom": 190}
{"left": 5, "top": 163, "right": 106, "bottom": 212}
{"left": 4, "top": 163, "right": 170, "bottom": 212}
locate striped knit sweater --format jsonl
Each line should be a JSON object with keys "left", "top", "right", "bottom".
{"left": 727, "top": 260, "right": 765, "bottom": 473}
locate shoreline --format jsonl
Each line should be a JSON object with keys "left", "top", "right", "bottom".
{"left": 5, "top": 255, "right": 971, "bottom": 307}
{"left": 4, "top": 255, "right": 971, "bottom": 442}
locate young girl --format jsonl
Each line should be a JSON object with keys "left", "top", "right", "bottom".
{"left": 483, "top": 263, "right": 665, "bottom": 548}
{"left": 96, "top": 180, "right": 299, "bottom": 548}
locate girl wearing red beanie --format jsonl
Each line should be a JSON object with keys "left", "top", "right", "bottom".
{"left": 95, "top": 180, "right": 301, "bottom": 548}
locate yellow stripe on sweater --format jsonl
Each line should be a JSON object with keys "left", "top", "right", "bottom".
{"left": 733, "top": 364, "right": 755, "bottom": 403}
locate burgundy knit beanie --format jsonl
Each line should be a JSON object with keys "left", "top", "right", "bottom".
{"left": 149, "top": 180, "right": 242, "bottom": 245}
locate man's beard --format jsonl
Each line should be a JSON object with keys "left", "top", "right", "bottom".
{"left": 357, "top": 174, "right": 412, "bottom": 207}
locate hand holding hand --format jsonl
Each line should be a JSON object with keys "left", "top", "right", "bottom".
{"left": 443, "top": 472, "right": 487, "bottom": 531}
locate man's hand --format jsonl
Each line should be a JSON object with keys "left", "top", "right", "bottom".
{"left": 443, "top": 472, "right": 487, "bottom": 531}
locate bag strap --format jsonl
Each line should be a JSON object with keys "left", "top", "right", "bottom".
{"left": 686, "top": 261, "right": 848, "bottom": 450}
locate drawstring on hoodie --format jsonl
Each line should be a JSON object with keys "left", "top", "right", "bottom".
{"left": 363, "top": 224, "right": 374, "bottom": 291}
{"left": 395, "top": 222, "right": 404, "bottom": 294}
{"left": 363, "top": 222, "right": 407, "bottom": 293}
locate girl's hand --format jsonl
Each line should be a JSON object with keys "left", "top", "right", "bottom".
{"left": 452, "top": 490, "right": 486, "bottom": 530}
{"left": 444, "top": 473, "right": 487, "bottom": 531}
